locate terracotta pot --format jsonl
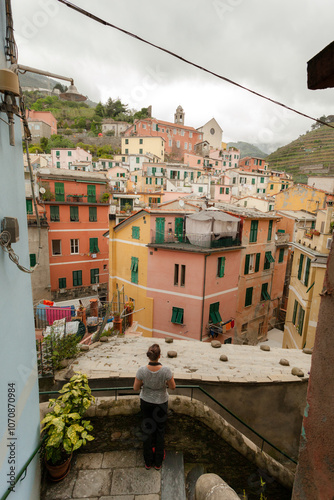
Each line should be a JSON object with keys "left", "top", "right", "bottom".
{"left": 113, "top": 316, "right": 122, "bottom": 335}
{"left": 45, "top": 454, "right": 72, "bottom": 482}
{"left": 126, "top": 308, "right": 133, "bottom": 327}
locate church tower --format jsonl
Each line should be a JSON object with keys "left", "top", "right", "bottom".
{"left": 174, "top": 105, "right": 185, "bottom": 125}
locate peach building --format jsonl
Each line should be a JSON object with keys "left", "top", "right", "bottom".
{"left": 27, "top": 109, "right": 57, "bottom": 135}
{"left": 51, "top": 147, "right": 92, "bottom": 169}
{"left": 37, "top": 168, "right": 110, "bottom": 301}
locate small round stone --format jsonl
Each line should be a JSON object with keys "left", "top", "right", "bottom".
{"left": 220, "top": 354, "right": 228, "bottom": 362}
{"left": 111, "top": 431, "right": 122, "bottom": 440}
{"left": 260, "top": 345, "right": 270, "bottom": 351}
{"left": 165, "top": 337, "right": 174, "bottom": 343}
{"left": 79, "top": 345, "right": 89, "bottom": 351}
{"left": 211, "top": 340, "right": 221, "bottom": 348}
{"left": 100, "top": 336, "right": 108, "bottom": 342}
{"left": 291, "top": 367, "right": 304, "bottom": 377}
{"left": 279, "top": 358, "right": 290, "bottom": 366}
{"left": 303, "top": 348, "right": 313, "bottom": 355}
{"left": 59, "top": 359, "right": 70, "bottom": 368}
{"left": 167, "top": 351, "right": 177, "bottom": 358}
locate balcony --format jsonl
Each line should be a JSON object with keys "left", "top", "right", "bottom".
{"left": 149, "top": 230, "right": 241, "bottom": 250}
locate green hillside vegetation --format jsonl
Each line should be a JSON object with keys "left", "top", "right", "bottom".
{"left": 227, "top": 141, "right": 268, "bottom": 159}
{"left": 266, "top": 122, "right": 334, "bottom": 182}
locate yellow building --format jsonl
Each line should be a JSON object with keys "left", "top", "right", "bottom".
{"left": 121, "top": 136, "right": 165, "bottom": 161}
{"left": 109, "top": 211, "right": 154, "bottom": 337}
{"left": 283, "top": 208, "right": 333, "bottom": 349}
{"left": 274, "top": 184, "right": 334, "bottom": 213}
{"left": 266, "top": 172, "right": 293, "bottom": 195}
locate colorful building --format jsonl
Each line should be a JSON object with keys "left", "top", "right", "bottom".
{"left": 266, "top": 171, "right": 293, "bottom": 195}
{"left": 238, "top": 156, "right": 268, "bottom": 172}
{"left": 37, "top": 168, "right": 110, "bottom": 300}
{"left": 26, "top": 109, "right": 57, "bottom": 135}
{"left": 121, "top": 136, "right": 165, "bottom": 161}
{"left": 51, "top": 147, "right": 92, "bottom": 169}
{"left": 108, "top": 209, "right": 242, "bottom": 342}
{"left": 283, "top": 208, "right": 333, "bottom": 349}
{"left": 274, "top": 184, "right": 334, "bottom": 213}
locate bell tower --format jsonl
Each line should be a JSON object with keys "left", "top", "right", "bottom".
{"left": 174, "top": 105, "right": 185, "bottom": 125}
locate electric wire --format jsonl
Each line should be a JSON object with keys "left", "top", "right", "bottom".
{"left": 57, "top": 0, "right": 334, "bottom": 130}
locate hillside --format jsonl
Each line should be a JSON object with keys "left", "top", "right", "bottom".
{"left": 227, "top": 141, "right": 268, "bottom": 159}
{"left": 266, "top": 124, "right": 334, "bottom": 181}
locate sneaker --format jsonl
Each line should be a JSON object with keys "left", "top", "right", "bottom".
{"left": 154, "top": 464, "right": 162, "bottom": 470}
{"left": 145, "top": 464, "right": 152, "bottom": 470}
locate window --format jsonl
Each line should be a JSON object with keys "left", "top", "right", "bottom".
{"left": 220, "top": 187, "right": 223, "bottom": 194}
{"left": 264, "top": 251, "right": 274, "bottom": 270}
{"left": 292, "top": 300, "right": 305, "bottom": 336}
{"left": 217, "top": 256, "right": 225, "bottom": 277}
{"left": 184, "top": 142, "right": 188, "bottom": 150}
{"left": 89, "top": 238, "right": 100, "bottom": 253}
{"left": 245, "top": 287, "right": 253, "bottom": 307}
{"left": 87, "top": 185, "right": 96, "bottom": 203}
{"left": 125, "top": 148, "right": 129, "bottom": 154}
{"left": 260, "top": 177, "right": 264, "bottom": 183}
{"left": 136, "top": 157, "right": 140, "bottom": 164}
{"left": 55, "top": 182, "right": 64, "bottom": 201}
{"left": 26, "top": 199, "right": 33, "bottom": 214}
{"left": 249, "top": 220, "right": 258, "bottom": 243}
{"left": 304, "top": 257, "right": 311, "bottom": 287}
{"left": 176, "top": 141, "right": 180, "bottom": 148}
{"left": 197, "top": 159, "right": 201, "bottom": 164}
{"left": 226, "top": 188, "right": 229, "bottom": 194}
{"left": 52, "top": 240, "right": 61, "bottom": 255}
{"left": 232, "top": 177, "right": 236, "bottom": 184}
{"left": 50, "top": 206, "right": 60, "bottom": 221}
{"left": 241, "top": 323, "right": 248, "bottom": 332}
{"left": 70, "top": 239, "right": 79, "bottom": 254}
{"left": 269, "top": 204, "right": 274, "bottom": 211}
{"left": 132, "top": 226, "right": 140, "bottom": 239}
{"left": 139, "top": 149, "right": 143, "bottom": 154}
{"left": 130, "top": 256, "right": 138, "bottom": 283}
{"left": 174, "top": 264, "right": 179, "bottom": 286}
{"left": 180, "top": 264, "right": 185, "bottom": 287}
{"left": 139, "top": 138, "right": 143, "bottom": 144}
{"left": 244, "top": 253, "right": 260, "bottom": 274}
{"left": 89, "top": 207, "right": 97, "bottom": 222}
{"left": 122, "top": 157, "right": 126, "bottom": 162}
{"left": 278, "top": 248, "right": 284, "bottom": 263}
{"left": 56, "top": 150, "right": 60, "bottom": 156}
{"left": 70, "top": 206, "right": 79, "bottom": 221}
{"left": 73, "top": 270, "right": 82, "bottom": 287}
{"left": 56, "top": 161, "right": 60, "bottom": 168}
{"left": 267, "top": 220, "right": 273, "bottom": 241}
{"left": 125, "top": 139, "right": 129, "bottom": 144}
{"left": 189, "top": 131, "right": 192, "bottom": 138}
{"left": 270, "top": 184, "right": 274, "bottom": 190}
{"left": 58, "top": 277, "right": 66, "bottom": 289}
{"left": 68, "top": 151, "right": 72, "bottom": 156}
{"left": 261, "top": 282, "right": 271, "bottom": 301}
{"left": 209, "top": 302, "right": 222, "bottom": 323}
{"left": 90, "top": 268, "right": 99, "bottom": 284}
{"left": 298, "top": 254, "right": 304, "bottom": 280}
{"left": 29, "top": 254, "right": 36, "bottom": 267}
{"left": 174, "top": 264, "right": 186, "bottom": 286}
{"left": 171, "top": 307, "right": 184, "bottom": 324}
{"left": 198, "top": 187, "right": 203, "bottom": 193}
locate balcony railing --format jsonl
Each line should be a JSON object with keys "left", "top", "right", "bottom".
{"left": 150, "top": 230, "right": 241, "bottom": 249}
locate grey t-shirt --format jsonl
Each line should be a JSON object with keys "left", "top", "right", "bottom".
{"left": 136, "top": 365, "right": 173, "bottom": 404}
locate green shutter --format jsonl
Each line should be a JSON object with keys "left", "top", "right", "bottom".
{"left": 73, "top": 270, "right": 82, "bottom": 287}
{"left": 90, "top": 268, "right": 99, "bottom": 284}
{"left": 210, "top": 302, "right": 222, "bottom": 323}
{"left": 268, "top": 220, "right": 273, "bottom": 241}
{"left": 131, "top": 257, "right": 138, "bottom": 283}
{"left": 261, "top": 283, "right": 271, "bottom": 301}
{"left": 298, "top": 308, "right": 305, "bottom": 336}
{"left": 278, "top": 248, "right": 284, "bottom": 263}
{"left": 87, "top": 185, "right": 96, "bottom": 202}
{"left": 171, "top": 307, "right": 184, "bottom": 324}
{"left": 292, "top": 300, "right": 298, "bottom": 325}
{"left": 244, "top": 254, "right": 250, "bottom": 275}
{"left": 218, "top": 256, "right": 225, "bottom": 277}
{"left": 298, "top": 254, "right": 304, "bottom": 280}
{"left": 270, "top": 184, "right": 274, "bottom": 190}
{"left": 255, "top": 253, "right": 261, "bottom": 272}
{"left": 70, "top": 206, "right": 78, "bottom": 221}
{"left": 245, "top": 287, "right": 253, "bottom": 307}
{"left": 89, "top": 207, "right": 97, "bottom": 221}
{"left": 250, "top": 221, "right": 258, "bottom": 243}
{"left": 304, "top": 257, "right": 311, "bottom": 286}
{"left": 89, "top": 238, "right": 99, "bottom": 253}
{"left": 26, "top": 199, "right": 33, "bottom": 214}
{"left": 175, "top": 217, "right": 183, "bottom": 242}
{"left": 132, "top": 226, "right": 140, "bottom": 239}
{"left": 59, "top": 277, "right": 66, "bottom": 289}
{"left": 55, "top": 182, "right": 64, "bottom": 201}
{"left": 29, "top": 254, "right": 36, "bottom": 267}
{"left": 50, "top": 206, "right": 59, "bottom": 221}
{"left": 226, "top": 188, "right": 229, "bottom": 194}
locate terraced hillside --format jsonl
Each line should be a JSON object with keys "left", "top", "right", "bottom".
{"left": 266, "top": 124, "right": 334, "bottom": 181}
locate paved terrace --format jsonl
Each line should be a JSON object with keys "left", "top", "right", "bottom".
{"left": 56, "top": 332, "right": 312, "bottom": 383}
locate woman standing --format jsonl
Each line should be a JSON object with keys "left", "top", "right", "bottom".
{"left": 133, "top": 343, "right": 176, "bottom": 470}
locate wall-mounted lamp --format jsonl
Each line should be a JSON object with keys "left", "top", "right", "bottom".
{"left": 0, "top": 68, "right": 20, "bottom": 145}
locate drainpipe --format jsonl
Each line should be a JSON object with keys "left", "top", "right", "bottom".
{"left": 200, "top": 252, "right": 211, "bottom": 341}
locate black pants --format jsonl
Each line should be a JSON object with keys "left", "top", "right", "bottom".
{"left": 140, "top": 399, "right": 168, "bottom": 467}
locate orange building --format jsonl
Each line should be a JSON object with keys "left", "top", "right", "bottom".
{"left": 238, "top": 156, "right": 268, "bottom": 172}
{"left": 37, "top": 168, "right": 110, "bottom": 301}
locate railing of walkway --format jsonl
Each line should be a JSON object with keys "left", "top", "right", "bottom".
{"left": 1, "top": 384, "right": 297, "bottom": 500}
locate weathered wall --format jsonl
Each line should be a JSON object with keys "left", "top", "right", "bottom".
{"left": 292, "top": 244, "right": 334, "bottom": 499}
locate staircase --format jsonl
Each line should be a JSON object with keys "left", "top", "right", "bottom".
{"left": 161, "top": 451, "right": 186, "bottom": 500}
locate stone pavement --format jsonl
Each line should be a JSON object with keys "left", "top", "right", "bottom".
{"left": 57, "top": 331, "right": 312, "bottom": 383}
{"left": 42, "top": 451, "right": 160, "bottom": 500}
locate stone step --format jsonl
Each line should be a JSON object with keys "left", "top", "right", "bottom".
{"left": 161, "top": 450, "right": 186, "bottom": 500}
{"left": 185, "top": 464, "right": 206, "bottom": 500}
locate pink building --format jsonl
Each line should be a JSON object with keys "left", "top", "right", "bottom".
{"left": 147, "top": 210, "right": 242, "bottom": 342}
{"left": 238, "top": 156, "right": 268, "bottom": 172}
{"left": 27, "top": 110, "right": 57, "bottom": 135}
{"left": 51, "top": 147, "right": 92, "bottom": 169}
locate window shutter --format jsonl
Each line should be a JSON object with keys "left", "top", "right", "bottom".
{"left": 268, "top": 220, "right": 273, "bottom": 241}
{"left": 245, "top": 287, "right": 253, "bottom": 307}
{"left": 244, "top": 254, "right": 250, "bottom": 275}
{"left": 29, "top": 254, "right": 36, "bottom": 267}
{"left": 298, "top": 308, "right": 305, "bottom": 335}
{"left": 292, "top": 300, "right": 298, "bottom": 324}
{"left": 298, "top": 254, "right": 304, "bottom": 280}
{"left": 255, "top": 253, "right": 260, "bottom": 272}
{"left": 304, "top": 257, "right": 311, "bottom": 286}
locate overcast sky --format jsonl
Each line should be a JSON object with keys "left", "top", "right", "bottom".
{"left": 12, "top": 0, "right": 334, "bottom": 153}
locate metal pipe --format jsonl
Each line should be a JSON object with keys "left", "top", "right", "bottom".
{"left": 10, "top": 64, "right": 74, "bottom": 85}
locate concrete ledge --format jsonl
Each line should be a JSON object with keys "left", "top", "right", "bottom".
{"left": 195, "top": 473, "right": 240, "bottom": 499}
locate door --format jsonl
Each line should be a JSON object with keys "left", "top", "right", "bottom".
{"left": 175, "top": 217, "right": 183, "bottom": 242}
{"left": 155, "top": 217, "right": 165, "bottom": 243}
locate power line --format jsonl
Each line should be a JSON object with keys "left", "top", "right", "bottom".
{"left": 57, "top": 0, "right": 334, "bottom": 130}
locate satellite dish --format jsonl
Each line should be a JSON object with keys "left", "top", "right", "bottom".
{"left": 134, "top": 198, "right": 140, "bottom": 205}
{"left": 39, "top": 187, "right": 46, "bottom": 194}
{"left": 179, "top": 199, "right": 185, "bottom": 208}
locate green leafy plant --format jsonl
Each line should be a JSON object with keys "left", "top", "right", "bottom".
{"left": 41, "top": 372, "right": 95, "bottom": 465}
{"left": 42, "top": 329, "right": 80, "bottom": 370}
{"left": 100, "top": 192, "right": 110, "bottom": 203}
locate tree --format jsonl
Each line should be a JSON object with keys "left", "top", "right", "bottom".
{"left": 133, "top": 107, "right": 149, "bottom": 120}
{"left": 48, "top": 135, "right": 75, "bottom": 151}
{"left": 105, "top": 98, "right": 128, "bottom": 119}
{"left": 95, "top": 102, "right": 105, "bottom": 118}
{"left": 40, "top": 137, "right": 49, "bottom": 151}
{"left": 53, "top": 83, "right": 68, "bottom": 93}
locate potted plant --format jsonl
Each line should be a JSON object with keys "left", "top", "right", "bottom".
{"left": 41, "top": 372, "right": 95, "bottom": 481}
{"left": 124, "top": 202, "right": 132, "bottom": 213}
{"left": 125, "top": 300, "right": 134, "bottom": 327}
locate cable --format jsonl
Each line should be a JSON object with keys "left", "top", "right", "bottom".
{"left": 57, "top": 0, "right": 334, "bottom": 130}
